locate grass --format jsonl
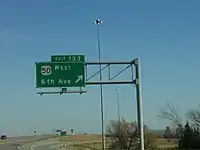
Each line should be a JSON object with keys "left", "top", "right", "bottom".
{"left": 59, "top": 134, "right": 179, "bottom": 149}
{"left": 155, "top": 138, "right": 179, "bottom": 148}
{"left": 72, "top": 138, "right": 178, "bottom": 149}
{"left": 59, "top": 134, "right": 111, "bottom": 149}
{"left": 72, "top": 140, "right": 178, "bottom": 150}
{"left": 59, "top": 134, "right": 104, "bottom": 142}
{"left": 72, "top": 141, "right": 110, "bottom": 150}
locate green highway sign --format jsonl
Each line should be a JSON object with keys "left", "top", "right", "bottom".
{"left": 51, "top": 55, "right": 85, "bottom": 62}
{"left": 36, "top": 62, "right": 85, "bottom": 88}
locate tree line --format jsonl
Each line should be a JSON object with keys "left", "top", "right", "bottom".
{"left": 106, "top": 101, "right": 200, "bottom": 149}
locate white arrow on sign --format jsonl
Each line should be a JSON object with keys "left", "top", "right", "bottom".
{"left": 75, "top": 75, "right": 83, "bottom": 83}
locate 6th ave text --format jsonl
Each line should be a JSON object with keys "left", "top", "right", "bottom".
{"left": 40, "top": 79, "right": 71, "bottom": 85}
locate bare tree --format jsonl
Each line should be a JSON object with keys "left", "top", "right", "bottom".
{"left": 157, "top": 101, "right": 183, "bottom": 138}
{"left": 187, "top": 108, "right": 200, "bottom": 128}
{"left": 106, "top": 118, "right": 138, "bottom": 149}
{"left": 157, "top": 101, "right": 182, "bottom": 127}
{"left": 106, "top": 118, "right": 156, "bottom": 149}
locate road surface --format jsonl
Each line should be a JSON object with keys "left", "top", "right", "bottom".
{"left": 0, "top": 143, "right": 20, "bottom": 150}
{"left": 29, "top": 139, "right": 99, "bottom": 150}
{"left": 32, "top": 144, "right": 78, "bottom": 150}
{"left": 0, "top": 135, "right": 58, "bottom": 150}
{"left": 0, "top": 137, "right": 25, "bottom": 150}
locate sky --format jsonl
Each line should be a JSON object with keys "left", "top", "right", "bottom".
{"left": 0, "top": 0, "right": 200, "bottom": 136}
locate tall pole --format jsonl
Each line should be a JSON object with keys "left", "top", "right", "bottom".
{"left": 116, "top": 88, "right": 120, "bottom": 122}
{"left": 116, "top": 88, "right": 121, "bottom": 142}
{"left": 94, "top": 18, "right": 105, "bottom": 150}
{"left": 134, "top": 58, "right": 145, "bottom": 150}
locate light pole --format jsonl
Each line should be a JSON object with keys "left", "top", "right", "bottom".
{"left": 116, "top": 88, "right": 121, "bottom": 141}
{"left": 93, "top": 18, "right": 105, "bottom": 150}
{"left": 116, "top": 88, "right": 120, "bottom": 122}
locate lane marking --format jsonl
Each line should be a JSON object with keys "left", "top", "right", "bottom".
{"left": 17, "top": 147, "right": 22, "bottom": 150}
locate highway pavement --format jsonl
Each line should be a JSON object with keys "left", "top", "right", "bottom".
{"left": 0, "top": 135, "right": 58, "bottom": 150}
{"left": 0, "top": 143, "right": 20, "bottom": 150}
{"left": 31, "top": 144, "right": 79, "bottom": 150}
{"left": 29, "top": 139, "right": 99, "bottom": 150}
{"left": 0, "top": 135, "right": 85, "bottom": 150}
{"left": 28, "top": 138, "right": 80, "bottom": 150}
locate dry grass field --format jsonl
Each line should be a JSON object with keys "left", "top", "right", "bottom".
{"left": 155, "top": 138, "right": 179, "bottom": 148}
{"left": 72, "top": 141, "right": 108, "bottom": 150}
{"left": 59, "top": 134, "right": 179, "bottom": 149}
{"left": 59, "top": 134, "right": 111, "bottom": 149}
{"left": 59, "top": 134, "right": 105, "bottom": 142}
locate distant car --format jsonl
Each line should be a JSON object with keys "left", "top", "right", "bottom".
{"left": 1, "top": 134, "right": 7, "bottom": 140}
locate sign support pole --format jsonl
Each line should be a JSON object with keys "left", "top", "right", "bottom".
{"left": 134, "top": 58, "right": 145, "bottom": 150}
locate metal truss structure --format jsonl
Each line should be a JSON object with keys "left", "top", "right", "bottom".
{"left": 85, "top": 60, "right": 135, "bottom": 85}
{"left": 36, "top": 58, "right": 145, "bottom": 150}
{"left": 37, "top": 59, "right": 136, "bottom": 95}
